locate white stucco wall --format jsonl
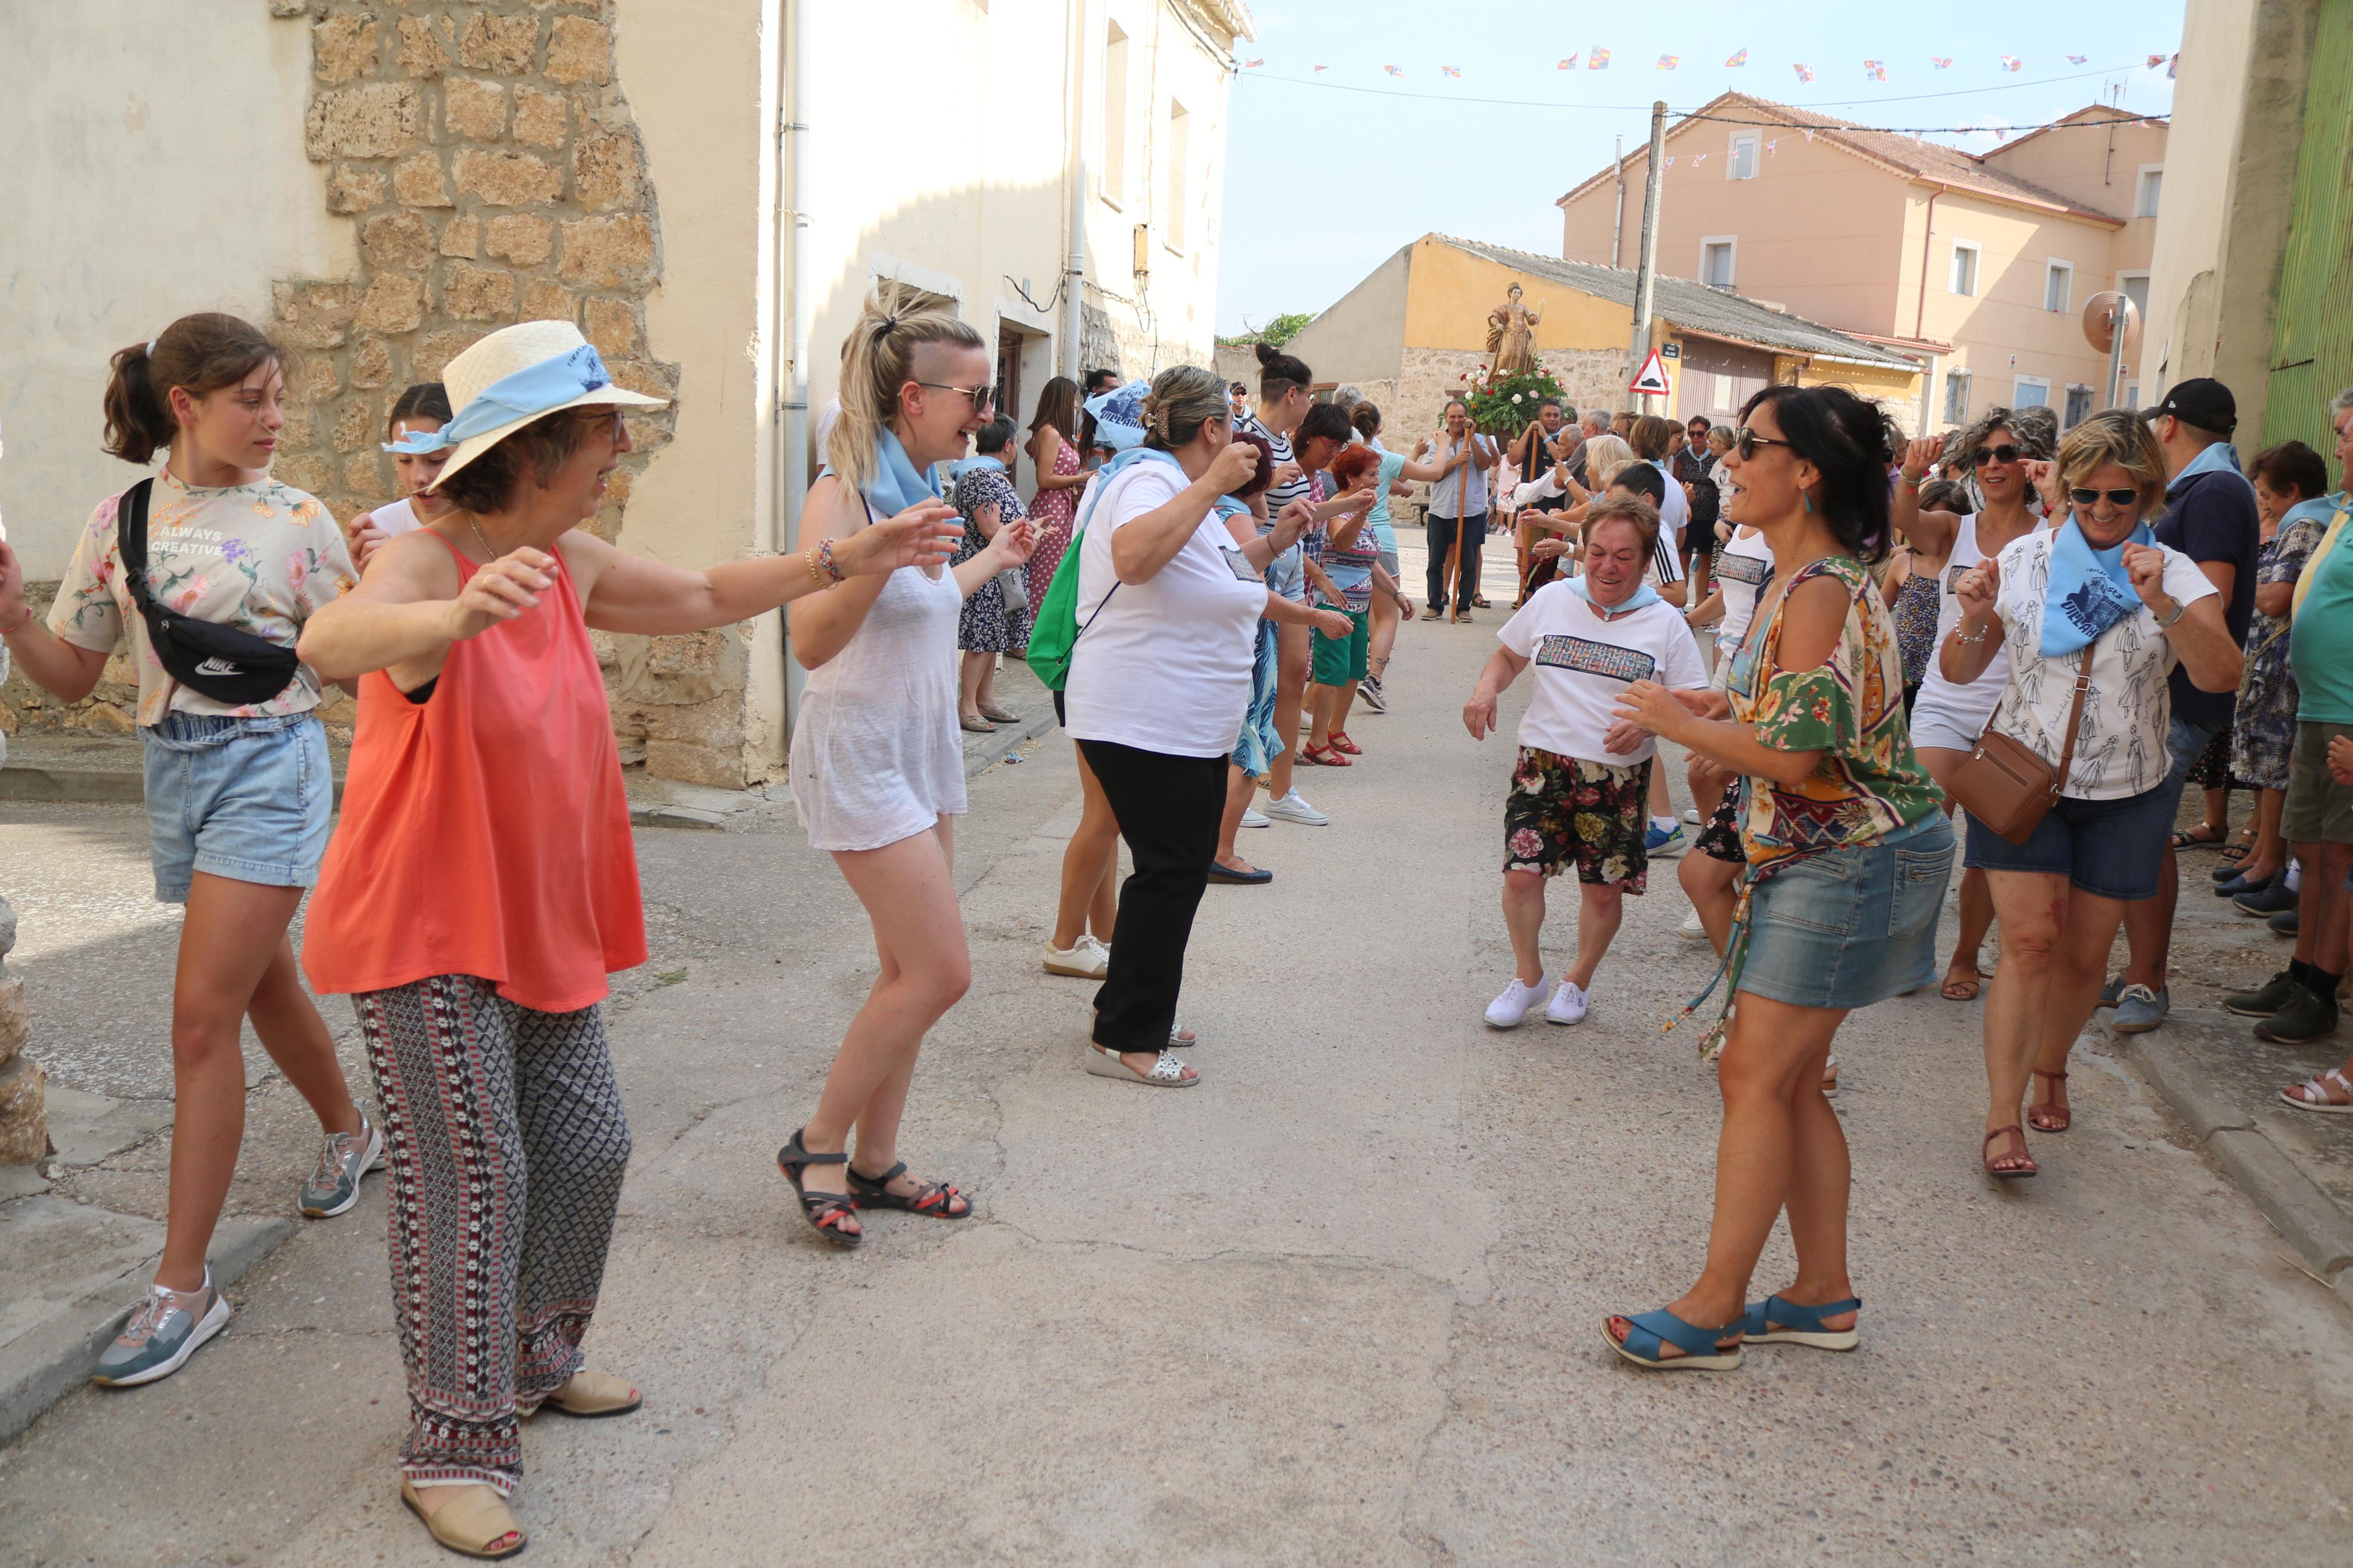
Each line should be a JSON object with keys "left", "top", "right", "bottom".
{"left": 0, "top": 2, "right": 352, "bottom": 578}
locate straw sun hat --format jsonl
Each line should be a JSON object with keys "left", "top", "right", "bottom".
{"left": 420, "top": 319, "right": 666, "bottom": 492}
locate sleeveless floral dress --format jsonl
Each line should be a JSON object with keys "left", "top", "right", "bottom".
{"left": 1024, "top": 433, "right": 1082, "bottom": 609}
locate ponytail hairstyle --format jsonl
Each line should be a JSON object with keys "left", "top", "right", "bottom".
{"left": 1028, "top": 375, "right": 1080, "bottom": 445}
{"left": 1738, "top": 382, "right": 1904, "bottom": 564}
{"left": 826, "top": 282, "right": 987, "bottom": 496}
{"left": 102, "top": 312, "right": 281, "bottom": 465}
{"left": 386, "top": 381, "right": 453, "bottom": 436}
{"left": 1255, "top": 340, "right": 1311, "bottom": 403}
{"left": 1350, "top": 400, "right": 1383, "bottom": 441}
{"left": 1140, "top": 365, "right": 1233, "bottom": 451}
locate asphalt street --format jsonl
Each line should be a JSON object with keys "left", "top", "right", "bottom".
{"left": 3, "top": 553, "right": 2351, "bottom": 1565}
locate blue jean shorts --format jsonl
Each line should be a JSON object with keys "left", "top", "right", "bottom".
{"left": 1739, "top": 818, "right": 1954, "bottom": 1009}
{"left": 1964, "top": 783, "right": 2174, "bottom": 901}
{"left": 142, "top": 712, "right": 333, "bottom": 903}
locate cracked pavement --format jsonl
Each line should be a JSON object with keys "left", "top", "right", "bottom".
{"left": 3, "top": 596, "right": 2352, "bottom": 1565}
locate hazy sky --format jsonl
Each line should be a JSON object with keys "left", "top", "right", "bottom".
{"left": 1213, "top": 1, "right": 2184, "bottom": 335}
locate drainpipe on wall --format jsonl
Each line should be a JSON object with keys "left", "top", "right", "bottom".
{"left": 1611, "top": 134, "right": 1624, "bottom": 268}
{"left": 777, "top": 0, "right": 814, "bottom": 716}
{"left": 1912, "top": 184, "right": 1947, "bottom": 342}
{"left": 1061, "top": 0, "right": 1091, "bottom": 379}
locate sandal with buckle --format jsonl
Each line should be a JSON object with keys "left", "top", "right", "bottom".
{"left": 401, "top": 1480, "right": 526, "bottom": 1560}
{"left": 777, "top": 1128, "right": 862, "bottom": 1247}
{"left": 538, "top": 1368, "right": 641, "bottom": 1418}
{"left": 1737, "top": 1294, "right": 1861, "bottom": 1351}
{"left": 1983, "top": 1124, "right": 2036, "bottom": 1179}
{"left": 1326, "top": 730, "right": 1362, "bottom": 756}
{"left": 1602, "top": 1308, "right": 1743, "bottom": 1371}
{"left": 848, "top": 1160, "right": 972, "bottom": 1219}
{"left": 2281, "top": 1066, "right": 2353, "bottom": 1114}
{"left": 1301, "top": 742, "right": 1351, "bottom": 767}
{"left": 2028, "top": 1068, "right": 2071, "bottom": 1132}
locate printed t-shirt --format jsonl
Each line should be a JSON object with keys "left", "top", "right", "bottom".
{"left": 1065, "top": 459, "right": 1267, "bottom": 758}
{"left": 1713, "top": 525, "right": 1775, "bottom": 652}
{"left": 1320, "top": 502, "right": 1385, "bottom": 612}
{"left": 47, "top": 471, "right": 356, "bottom": 726}
{"left": 2291, "top": 496, "right": 2353, "bottom": 723}
{"left": 1496, "top": 581, "right": 1707, "bottom": 765}
{"left": 1984, "top": 531, "right": 2220, "bottom": 799}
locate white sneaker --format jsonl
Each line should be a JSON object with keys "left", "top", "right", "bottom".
{"left": 1545, "top": 979, "right": 1590, "bottom": 1025}
{"left": 1043, "top": 936, "right": 1109, "bottom": 979}
{"left": 1240, "top": 806, "right": 1270, "bottom": 829}
{"left": 1681, "top": 808, "right": 1702, "bottom": 826}
{"left": 1485, "top": 975, "right": 1550, "bottom": 1029}
{"left": 1679, "top": 906, "right": 1707, "bottom": 941}
{"left": 1262, "top": 789, "right": 1329, "bottom": 826}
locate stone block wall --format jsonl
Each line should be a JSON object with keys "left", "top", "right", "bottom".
{"left": 1355, "top": 347, "right": 1631, "bottom": 512}
{"left": 0, "top": 894, "right": 41, "bottom": 1166}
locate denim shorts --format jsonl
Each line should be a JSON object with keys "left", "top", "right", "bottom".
{"left": 142, "top": 712, "right": 333, "bottom": 903}
{"left": 1964, "top": 783, "right": 2175, "bottom": 900}
{"left": 1377, "top": 549, "right": 1400, "bottom": 580}
{"left": 1739, "top": 818, "right": 1954, "bottom": 1009}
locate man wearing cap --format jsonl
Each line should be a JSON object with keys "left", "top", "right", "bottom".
{"left": 2107, "top": 378, "right": 2263, "bottom": 1032}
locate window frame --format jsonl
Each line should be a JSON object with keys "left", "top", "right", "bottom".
{"left": 1943, "top": 368, "right": 1972, "bottom": 425}
{"left": 2135, "top": 164, "right": 2163, "bottom": 219}
{"left": 1101, "top": 23, "right": 1130, "bottom": 211}
{"left": 2012, "top": 375, "right": 2052, "bottom": 411}
{"left": 1163, "top": 98, "right": 1190, "bottom": 255}
{"left": 2043, "top": 259, "right": 2074, "bottom": 314}
{"left": 1698, "top": 234, "right": 1738, "bottom": 290}
{"left": 2062, "top": 383, "right": 2095, "bottom": 429}
{"left": 1949, "top": 239, "right": 1981, "bottom": 298}
{"left": 1726, "top": 132, "right": 1759, "bottom": 181}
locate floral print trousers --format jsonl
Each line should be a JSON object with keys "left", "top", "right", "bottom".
{"left": 356, "top": 975, "right": 631, "bottom": 1495}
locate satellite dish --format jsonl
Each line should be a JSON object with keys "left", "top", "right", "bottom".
{"left": 2082, "top": 291, "right": 2141, "bottom": 354}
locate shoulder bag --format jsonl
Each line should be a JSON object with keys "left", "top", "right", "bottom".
{"left": 115, "top": 479, "right": 302, "bottom": 706}
{"left": 1946, "top": 646, "right": 2093, "bottom": 845}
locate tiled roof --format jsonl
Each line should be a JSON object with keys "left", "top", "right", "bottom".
{"left": 1428, "top": 235, "right": 1921, "bottom": 369}
{"left": 1556, "top": 93, "right": 2127, "bottom": 225}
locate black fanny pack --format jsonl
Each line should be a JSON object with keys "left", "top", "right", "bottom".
{"left": 117, "top": 478, "right": 303, "bottom": 706}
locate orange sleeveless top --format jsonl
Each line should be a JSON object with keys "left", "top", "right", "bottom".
{"left": 302, "top": 535, "right": 645, "bottom": 1012}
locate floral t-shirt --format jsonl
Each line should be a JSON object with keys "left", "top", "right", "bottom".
{"left": 47, "top": 472, "right": 356, "bottom": 725}
{"left": 1725, "top": 555, "right": 1941, "bottom": 873}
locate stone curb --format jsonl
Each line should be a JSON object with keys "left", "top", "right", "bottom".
{"left": 963, "top": 703, "right": 1059, "bottom": 777}
{"left": 2106, "top": 1019, "right": 2353, "bottom": 1295}
{"left": 0, "top": 1212, "right": 295, "bottom": 1446}
{"left": 0, "top": 766, "right": 147, "bottom": 803}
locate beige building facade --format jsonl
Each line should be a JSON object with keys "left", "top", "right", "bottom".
{"left": 1556, "top": 94, "right": 2165, "bottom": 438}
{"left": 0, "top": 0, "right": 1249, "bottom": 788}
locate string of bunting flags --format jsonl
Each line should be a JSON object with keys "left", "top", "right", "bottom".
{"left": 1243, "top": 50, "right": 2179, "bottom": 83}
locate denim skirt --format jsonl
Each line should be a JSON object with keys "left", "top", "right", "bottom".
{"left": 1738, "top": 817, "right": 1954, "bottom": 1010}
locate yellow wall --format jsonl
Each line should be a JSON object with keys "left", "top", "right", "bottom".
{"left": 1400, "top": 240, "right": 1631, "bottom": 351}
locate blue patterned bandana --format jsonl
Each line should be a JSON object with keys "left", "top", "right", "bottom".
{"left": 2039, "top": 515, "right": 2155, "bottom": 656}
{"left": 388, "top": 343, "right": 617, "bottom": 455}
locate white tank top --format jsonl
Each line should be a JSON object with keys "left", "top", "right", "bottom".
{"left": 1911, "top": 511, "right": 2052, "bottom": 731}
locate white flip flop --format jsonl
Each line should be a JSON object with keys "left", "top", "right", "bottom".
{"left": 1085, "top": 1046, "right": 1199, "bottom": 1087}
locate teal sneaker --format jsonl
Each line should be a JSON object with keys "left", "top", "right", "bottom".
{"left": 91, "top": 1268, "right": 229, "bottom": 1387}
{"left": 299, "top": 1109, "right": 385, "bottom": 1219}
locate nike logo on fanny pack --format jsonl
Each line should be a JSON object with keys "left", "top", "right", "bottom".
{"left": 193, "top": 657, "right": 244, "bottom": 676}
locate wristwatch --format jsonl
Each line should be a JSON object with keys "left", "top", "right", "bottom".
{"left": 2154, "top": 596, "right": 2188, "bottom": 629}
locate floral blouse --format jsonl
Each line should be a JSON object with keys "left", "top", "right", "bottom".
{"left": 1724, "top": 555, "right": 1942, "bottom": 874}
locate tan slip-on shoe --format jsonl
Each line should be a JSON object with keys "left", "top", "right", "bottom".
{"left": 401, "top": 1480, "right": 526, "bottom": 1560}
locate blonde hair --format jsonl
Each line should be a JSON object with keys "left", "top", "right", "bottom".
{"left": 826, "top": 283, "right": 986, "bottom": 496}
{"left": 1582, "top": 432, "right": 1635, "bottom": 488}
{"left": 1628, "top": 414, "right": 1677, "bottom": 460}
{"left": 1141, "top": 365, "right": 1231, "bottom": 450}
{"left": 2056, "top": 410, "right": 2169, "bottom": 518}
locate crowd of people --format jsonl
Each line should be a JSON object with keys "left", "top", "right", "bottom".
{"left": 2, "top": 286, "right": 2348, "bottom": 1551}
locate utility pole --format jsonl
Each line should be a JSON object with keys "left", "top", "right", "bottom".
{"left": 1628, "top": 101, "right": 1666, "bottom": 403}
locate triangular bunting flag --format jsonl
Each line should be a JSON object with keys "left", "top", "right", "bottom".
{"left": 1589, "top": 47, "right": 1612, "bottom": 70}
{"left": 1932, "top": 58, "right": 1953, "bottom": 70}
{"left": 1243, "top": 58, "right": 1263, "bottom": 68}
{"left": 1726, "top": 49, "right": 1749, "bottom": 67}
{"left": 2146, "top": 54, "right": 2167, "bottom": 67}
{"left": 1383, "top": 65, "right": 1403, "bottom": 77}
{"left": 1864, "top": 61, "right": 1887, "bottom": 81}
{"left": 2067, "top": 55, "right": 2088, "bottom": 65}
{"left": 1313, "top": 64, "right": 1328, "bottom": 72}
{"left": 1657, "top": 55, "right": 1679, "bottom": 70}
{"left": 1766, "top": 139, "right": 1779, "bottom": 155}
{"left": 1441, "top": 66, "right": 1461, "bottom": 77}
{"left": 1792, "top": 63, "right": 1814, "bottom": 83}
{"left": 1557, "top": 56, "right": 1578, "bottom": 70}
{"left": 2000, "top": 56, "right": 2023, "bottom": 72}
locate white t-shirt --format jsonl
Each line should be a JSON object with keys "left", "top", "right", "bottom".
{"left": 1654, "top": 468, "right": 1690, "bottom": 553}
{"left": 1912, "top": 513, "right": 2052, "bottom": 737}
{"left": 1496, "top": 582, "right": 1707, "bottom": 765}
{"left": 371, "top": 496, "right": 426, "bottom": 538}
{"left": 1714, "top": 525, "right": 1775, "bottom": 651}
{"left": 1984, "top": 531, "right": 2220, "bottom": 801}
{"left": 1065, "top": 460, "right": 1268, "bottom": 758}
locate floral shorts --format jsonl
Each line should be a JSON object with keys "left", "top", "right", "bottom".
{"left": 1503, "top": 748, "right": 1651, "bottom": 890}
{"left": 1697, "top": 775, "right": 1745, "bottom": 864}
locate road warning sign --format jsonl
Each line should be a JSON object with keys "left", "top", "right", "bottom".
{"left": 1628, "top": 349, "right": 1672, "bottom": 397}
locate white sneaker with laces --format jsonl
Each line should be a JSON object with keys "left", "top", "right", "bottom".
{"left": 1262, "top": 789, "right": 1329, "bottom": 826}
{"left": 1679, "top": 906, "right": 1707, "bottom": 941}
{"left": 1042, "top": 936, "right": 1109, "bottom": 979}
{"left": 1545, "top": 979, "right": 1590, "bottom": 1026}
{"left": 1240, "top": 806, "right": 1270, "bottom": 828}
{"left": 1485, "top": 975, "right": 1550, "bottom": 1029}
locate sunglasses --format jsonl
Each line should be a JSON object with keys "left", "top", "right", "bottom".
{"left": 1971, "top": 443, "right": 2024, "bottom": 467}
{"left": 2070, "top": 487, "right": 2142, "bottom": 509}
{"left": 1734, "top": 426, "right": 1794, "bottom": 460}
{"left": 916, "top": 381, "right": 996, "bottom": 413}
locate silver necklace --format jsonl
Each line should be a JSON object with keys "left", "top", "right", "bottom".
{"left": 465, "top": 513, "right": 499, "bottom": 561}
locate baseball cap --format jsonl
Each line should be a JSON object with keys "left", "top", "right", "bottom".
{"left": 2145, "top": 378, "right": 2237, "bottom": 435}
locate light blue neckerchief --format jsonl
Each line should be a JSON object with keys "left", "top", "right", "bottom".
{"left": 386, "top": 344, "right": 616, "bottom": 454}
{"left": 2167, "top": 440, "right": 2249, "bottom": 495}
{"left": 860, "top": 427, "right": 944, "bottom": 517}
{"left": 963, "top": 455, "right": 1007, "bottom": 477}
{"left": 1560, "top": 573, "right": 1661, "bottom": 616}
{"left": 1068, "top": 445, "right": 1185, "bottom": 545}
{"left": 2040, "top": 515, "right": 2156, "bottom": 656}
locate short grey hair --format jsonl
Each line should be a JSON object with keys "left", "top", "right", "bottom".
{"left": 1581, "top": 408, "right": 1611, "bottom": 434}
{"left": 2331, "top": 386, "right": 2353, "bottom": 420}
{"left": 1331, "top": 383, "right": 1363, "bottom": 412}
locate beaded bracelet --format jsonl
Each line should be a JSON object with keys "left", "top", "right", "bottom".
{"left": 803, "top": 538, "right": 846, "bottom": 588}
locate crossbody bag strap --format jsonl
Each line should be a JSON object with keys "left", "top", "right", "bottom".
{"left": 115, "top": 479, "right": 159, "bottom": 613}
{"left": 2049, "top": 645, "right": 2095, "bottom": 797}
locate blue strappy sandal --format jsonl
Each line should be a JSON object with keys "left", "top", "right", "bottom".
{"left": 1736, "top": 1294, "right": 1861, "bottom": 1352}
{"left": 1602, "top": 1309, "right": 1744, "bottom": 1371}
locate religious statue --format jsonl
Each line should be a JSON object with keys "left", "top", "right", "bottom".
{"left": 1485, "top": 283, "right": 1543, "bottom": 380}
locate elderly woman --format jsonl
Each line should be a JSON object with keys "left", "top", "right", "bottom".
{"left": 1466, "top": 495, "right": 1706, "bottom": 1029}
{"left": 1067, "top": 365, "right": 1310, "bottom": 1086}
{"left": 294, "top": 320, "right": 960, "bottom": 1558}
{"left": 1944, "top": 411, "right": 2242, "bottom": 1176}
{"left": 1602, "top": 384, "right": 1952, "bottom": 1370}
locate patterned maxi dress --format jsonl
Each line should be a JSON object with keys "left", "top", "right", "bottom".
{"left": 1024, "top": 432, "right": 1083, "bottom": 609}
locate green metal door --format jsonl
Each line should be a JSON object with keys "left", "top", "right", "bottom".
{"left": 2263, "top": 0, "right": 2353, "bottom": 450}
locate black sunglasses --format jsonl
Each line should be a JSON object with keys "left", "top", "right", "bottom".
{"left": 1734, "top": 426, "right": 1795, "bottom": 460}
{"left": 915, "top": 381, "right": 996, "bottom": 413}
{"left": 2070, "top": 487, "right": 2142, "bottom": 509}
{"left": 1972, "top": 443, "right": 2024, "bottom": 467}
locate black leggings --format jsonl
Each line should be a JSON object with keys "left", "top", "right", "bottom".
{"left": 1076, "top": 739, "right": 1227, "bottom": 1052}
